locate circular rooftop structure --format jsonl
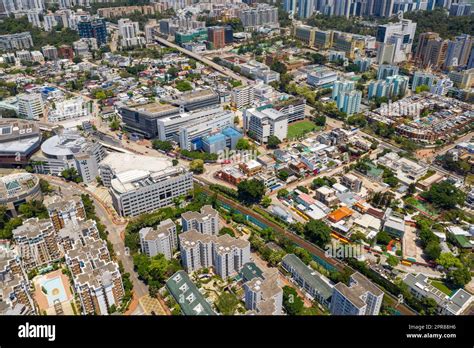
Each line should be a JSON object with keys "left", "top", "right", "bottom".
{"left": 40, "top": 131, "right": 88, "bottom": 158}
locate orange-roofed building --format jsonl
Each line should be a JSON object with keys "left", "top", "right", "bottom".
{"left": 327, "top": 207, "right": 354, "bottom": 223}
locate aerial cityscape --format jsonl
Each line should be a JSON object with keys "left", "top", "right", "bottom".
{"left": 0, "top": 0, "right": 474, "bottom": 321}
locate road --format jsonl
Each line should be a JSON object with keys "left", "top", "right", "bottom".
{"left": 195, "top": 179, "right": 416, "bottom": 315}
{"left": 154, "top": 36, "right": 250, "bottom": 85}
{"left": 40, "top": 175, "right": 149, "bottom": 301}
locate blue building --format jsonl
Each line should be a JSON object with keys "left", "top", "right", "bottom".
{"left": 283, "top": 0, "right": 297, "bottom": 13}
{"left": 354, "top": 57, "right": 372, "bottom": 72}
{"left": 332, "top": 80, "right": 362, "bottom": 115}
{"left": 77, "top": 18, "right": 108, "bottom": 47}
{"left": 368, "top": 75, "right": 409, "bottom": 99}
{"left": 201, "top": 127, "right": 243, "bottom": 154}
{"left": 412, "top": 71, "right": 436, "bottom": 91}
{"left": 297, "top": 0, "right": 314, "bottom": 19}
{"left": 224, "top": 26, "right": 233, "bottom": 44}
{"left": 377, "top": 64, "right": 399, "bottom": 80}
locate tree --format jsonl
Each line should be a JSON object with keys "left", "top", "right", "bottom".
{"left": 166, "top": 66, "right": 179, "bottom": 79}
{"left": 39, "top": 179, "right": 53, "bottom": 194}
{"left": 215, "top": 292, "right": 240, "bottom": 315}
{"left": 422, "top": 297, "right": 438, "bottom": 315}
{"left": 152, "top": 140, "right": 173, "bottom": 152}
{"left": 278, "top": 171, "right": 289, "bottom": 181}
{"left": 261, "top": 196, "right": 272, "bottom": 208}
{"left": 237, "top": 179, "right": 265, "bottom": 205}
{"left": 277, "top": 189, "right": 289, "bottom": 199}
{"left": 61, "top": 167, "right": 82, "bottom": 183}
{"left": 421, "top": 182, "right": 466, "bottom": 210}
{"left": 424, "top": 240, "right": 441, "bottom": 260}
{"left": 172, "top": 159, "right": 179, "bottom": 166}
{"left": 376, "top": 231, "right": 391, "bottom": 246}
{"left": 386, "top": 255, "right": 399, "bottom": 267}
{"left": 313, "top": 115, "right": 326, "bottom": 127}
{"left": 407, "top": 183, "right": 417, "bottom": 195}
{"left": 311, "top": 177, "right": 336, "bottom": 189}
{"left": 18, "top": 201, "right": 48, "bottom": 219}
{"left": 270, "top": 61, "right": 287, "bottom": 75}
{"left": 282, "top": 286, "right": 304, "bottom": 316}
{"left": 175, "top": 80, "right": 192, "bottom": 92}
{"left": 303, "top": 220, "right": 331, "bottom": 247}
{"left": 415, "top": 84, "right": 430, "bottom": 94}
{"left": 447, "top": 267, "right": 472, "bottom": 288}
{"left": 190, "top": 159, "right": 204, "bottom": 174}
{"left": 219, "top": 227, "right": 235, "bottom": 237}
{"left": 436, "top": 253, "right": 463, "bottom": 270}
{"left": 296, "top": 186, "right": 309, "bottom": 194}
{"left": 236, "top": 138, "right": 251, "bottom": 150}
{"left": 267, "top": 135, "right": 281, "bottom": 149}
{"left": 109, "top": 117, "right": 120, "bottom": 131}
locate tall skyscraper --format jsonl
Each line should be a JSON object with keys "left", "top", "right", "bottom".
{"left": 283, "top": 0, "right": 297, "bottom": 13}
{"left": 444, "top": 34, "right": 473, "bottom": 68}
{"left": 298, "top": 0, "right": 315, "bottom": 18}
{"left": 77, "top": 18, "right": 108, "bottom": 47}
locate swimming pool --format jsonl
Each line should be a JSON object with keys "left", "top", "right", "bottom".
{"left": 41, "top": 277, "right": 68, "bottom": 307}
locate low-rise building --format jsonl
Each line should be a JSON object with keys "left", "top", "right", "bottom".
{"left": 403, "top": 273, "right": 473, "bottom": 315}
{"left": 282, "top": 254, "right": 334, "bottom": 308}
{"left": 165, "top": 270, "right": 215, "bottom": 315}
{"left": 0, "top": 173, "right": 42, "bottom": 216}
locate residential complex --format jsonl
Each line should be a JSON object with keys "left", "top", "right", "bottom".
{"left": 331, "top": 273, "right": 384, "bottom": 315}
{"left": 139, "top": 219, "right": 177, "bottom": 260}
{"left": 179, "top": 229, "right": 250, "bottom": 279}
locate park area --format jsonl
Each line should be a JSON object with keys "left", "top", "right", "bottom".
{"left": 404, "top": 196, "right": 439, "bottom": 218}
{"left": 287, "top": 120, "right": 319, "bottom": 140}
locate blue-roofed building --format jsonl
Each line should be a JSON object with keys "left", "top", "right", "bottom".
{"left": 201, "top": 127, "right": 243, "bottom": 154}
{"left": 202, "top": 133, "right": 227, "bottom": 154}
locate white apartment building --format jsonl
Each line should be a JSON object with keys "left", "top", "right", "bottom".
{"left": 12, "top": 218, "right": 62, "bottom": 272}
{"left": 243, "top": 268, "right": 283, "bottom": 315}
{"left": 243, "top": 107, "right": 288, "bottom": 144}
{"left": 179, "top": 230, "right": 250, "bottom": 279}
{"left": 231, "top": 85, "right": 255, "bottom": 109}
{"left": 17, "top": 93, "right": 44, "bottom": 120}
{"left": 43, "top": 14, "right": 58, "bottom": 32}
{"left": 181, "top": 205, "right": 219, "bottom": 236}
{"left": 330, "top": 272, "right": 384, "bottom": 315}
{"left": 65, "top": 236, "right": 124, "bottom": 315}
{"left": 139, "top": 219, "right": 177, "bottom": 260}
{"left": 48, "top": 97, "right": 90, "bottom": 122}
{"left": 118, "top": 18, "right": 145, "bottom": 48}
